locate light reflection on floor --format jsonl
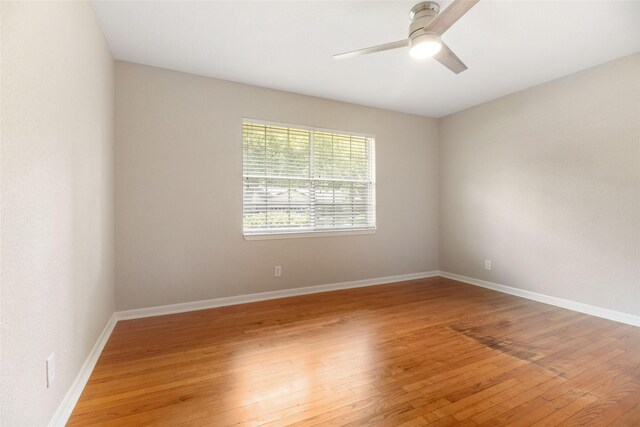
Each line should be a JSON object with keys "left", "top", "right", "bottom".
{"left": 230, "top": 319, "right": 375, "bottom": 423}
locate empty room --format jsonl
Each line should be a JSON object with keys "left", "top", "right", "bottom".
{"left": 1, "top": 0, "right": 639, "bottom": 425}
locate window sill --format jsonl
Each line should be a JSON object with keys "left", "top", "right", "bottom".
{"left": 243, "top": 228, "right": 376, "bottom": 241}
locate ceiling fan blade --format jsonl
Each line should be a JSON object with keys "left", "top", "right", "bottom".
{"left": 433, "top": 42, "right": 468, "bottom": 74}
{"left": 334, "top": 39, "right": 409, "bottom": 60}
{"left": 425, "top": 0, "right": 479, "bottom": 35}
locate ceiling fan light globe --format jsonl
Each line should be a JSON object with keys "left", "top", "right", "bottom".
{"left": 409, "top": 34, "right": 442, "bottom": 59}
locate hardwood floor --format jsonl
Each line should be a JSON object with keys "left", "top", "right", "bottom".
{"left": 68, "top": 277, "right": 640, "bottom": 426}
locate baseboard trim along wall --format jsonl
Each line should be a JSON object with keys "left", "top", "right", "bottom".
{"left": 115, "top": 271, "right": 640, "bottom": 326}
{"left": 48, "top": 313, "right": 118, "bottom": 427}
{"left": 440, "top": 271, "right": 640, "bottom": 328}
{"left": 115, "top": 271, "right": 440, "bottom": 320}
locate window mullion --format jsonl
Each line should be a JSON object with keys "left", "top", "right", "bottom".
{"left": 310, "top": 130, "right": 316, "bottom": 231}
{"left": 287, "top": 128, "right": 291, "bottom": 227}
{"left": 264, "top": 125, "right": 268, "bottom": 229}
{"left": 332, "top": 133, "right": 336, "bottom": 229}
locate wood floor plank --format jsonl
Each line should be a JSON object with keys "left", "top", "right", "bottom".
{"left": 68, "top": 277, "right": 640, "bottom": 426}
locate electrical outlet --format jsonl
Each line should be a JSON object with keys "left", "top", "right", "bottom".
{"left": 274, "top": 265, "right": 282, "bottom": 278}
{"left": 46, "top": 353, "right": 55, "bottom": 388}
{"left": 485, "top": 260, "right": 492, "bottom": 270}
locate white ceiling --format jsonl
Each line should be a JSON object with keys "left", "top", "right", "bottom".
{"left": 92, "top": 0, "right": 640, "bottom": 118}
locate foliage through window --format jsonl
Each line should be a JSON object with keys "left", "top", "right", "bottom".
{"left": 243, "top": 120, "right": 376, "bottom": 236}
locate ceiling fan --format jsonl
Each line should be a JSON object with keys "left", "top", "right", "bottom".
{"left": 334, "top": 0, "right": 479, "bottom": 74}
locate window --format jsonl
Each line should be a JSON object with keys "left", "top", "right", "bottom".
{"left": 243, "top": 120, "right": 376, "bottom": 238}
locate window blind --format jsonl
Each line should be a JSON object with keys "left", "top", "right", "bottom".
{"left": 243, "top": 121, "right": 376, "bottom": 236}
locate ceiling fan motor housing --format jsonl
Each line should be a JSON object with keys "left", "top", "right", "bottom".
{"left": 409, "top": 1, "right": 440, "bottom": 44}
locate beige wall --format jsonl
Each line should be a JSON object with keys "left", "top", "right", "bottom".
{"left": 115, "top": 61, "right": 439, "bottom": 310}
{"left": 439, "top": 53, "right": 640, "bottom": 316}
{"left": 1, "top": 2, "right": 114, "bottom": 425}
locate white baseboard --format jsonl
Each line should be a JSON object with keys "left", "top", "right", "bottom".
{"left": 116, "top": 271, "right": 440, "bottom": 320}
{"left": 48, "top": 313, "right": 118, "bottom": 427}
{"left": 439, "top": 271, "right": 640, "bottom": 327}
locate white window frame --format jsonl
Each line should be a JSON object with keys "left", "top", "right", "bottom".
{"left": 242, "top": 118, "right": 377, "bottom": 240}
